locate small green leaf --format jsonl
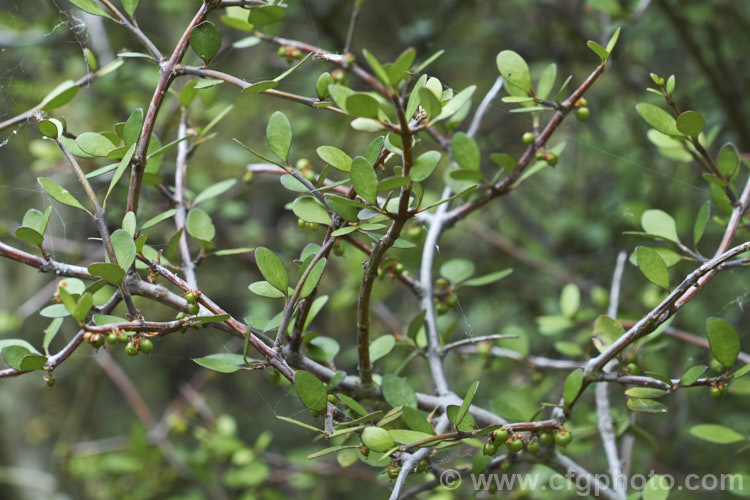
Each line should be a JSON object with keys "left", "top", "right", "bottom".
{"left": 194, "top": 179, "right": 236, "bottom": 205}
{"left": 733, "top": 363, "right": 750, "bottom": 379}
{"left": 559, "top": 283, "right": 580, "bottom": 318}
{"left": 382, "top": 374, "right": 417, "bottom": 409}
{"left": 67, "top": 0, "right": 112, "bottom": 18}
{"left": 106, "top": 144, "right": 135, "bottom": 203}
{"left": 247, "top": 5, "right": 285, "bottom": 25}
{"left": 88, "top": 262, "right": 125, "bottom": 283}
{"left": 316, "top": 72, "right": 333, "bottom": 99}
{"left": 293, "top": 196, "right": 332, "bottom": 226}
{"left": 316, "top": 146, "right": 352, "bottom": 172}
{"left": 626, "top": 398, "right": 667, "bottom": 413}
{"left": 636, "top": 103, "right": 681, "bottom": 136}
{"left": 418, "top": 86, "right": 441, "bottom": 119}
{"left": 15, "top": 227, "right": 44, "bottom": 247}
{"left": 461, "top": 269, "right": 513, "bottom": 287}
{"left": 440, "top": 258, "right": 475, "bottom": 283}
{"left": 563, "top": 370, "right": 583, "bottom": 405}
{"left": 449, "top": 169, "right": 483, "bottom": 182}
{"left": 369, "top": 335, "right": 395, "bottom": 363}
{"left": 38, "top": 119, "right": 62, "bottom": 139}
{"left": 110, "top": 229, "right": 135, "bottom": 270}
{"left": 490, "top": 153, "right": 517, "bottom": 172}
{"left": 39, "top": 80, "right": 78, "bottom": 111}
{"left": 351, "top": 157, "right": 378, "bottom": 204}
{"left": 193, "top": 357, "right": 241, "bottom": 373}
{"left": 605, "top": 27, "right": 621, "bottom": 53}
{"left": 73, "top": 293, "right": 93, "bottom": 323}
{"left": 18, "top": 354, "right": 48, "bottom": 371}
{"left": 39, "top": 304, "right": 70, "bottom": 318}
{"left": 676, "top": 110, "right": 705, "bottom": 138}
{"left": 123, "top": 108, "right": 143, "bottom": 145}
{"left": 586, "top": 41, "right": 609, "bottom": 62}
{"left": 496, "top": 50, "right": 532, "bottom": 93}
{"left": 451, "top": 133, "right": 480, "bottom": 170}
{"left": 362, "top": 49, "right": 391, "bottom": 88}
{"left": 641, "top": 209, "right": 680, "bottom": 243}
{"left": 536, "top": 63, "right": 557, "bottom": 100}
{"left": 38, "top": 177, "right": 88, "bottom": 213}
{"left": 455, "top": 381, "right": 479, "bottom": 427}
{"left": 307, "top": 336, "right": 339, "bottom": 362}
{"left": 43, "top": 318, "right": 63, "bottom": 352}
{"left": 717, "top": 143, "right": 740, "bottom": 179}
{"left": 346, "top": 93, "right": 380, "bottom": 119}
{"left": 679, "top": 365, "right": 706, "bottom": 386}
{"left": 300, "top": 258, "right": 326, "bottom": 298}
{"left": 75, "top": 132, "right": 116, "bottom": 157}
{"left": 141, "top": 208, "right": 177, "bottom": 229}
{"left": 624, "top": 387, "right": 669, "bottom": 399}
{"left": 410, "top": 151, "right": 441, "bottom": 182}
{"left": 266, "top": 111, "right": 292, "bottom": 162}
{"left": 693, "top": 202, "right": 710, "bottom": 246}
{"left": 689, "top": 424, "right": 744, "bottom": 444}
{"left": 636, "top": 246, "right": 670, "bottom": 289}
{"left": 436, "top": 85, "right": 476, "bottom": 121}
{"left": 190, "top": 21, "right": 221, "bottom": 64}
{"left": 643, "top": 475, "right": 671, "bottom": 500}
{"left": 295, "top": 370, "right": 328, "bottom": 412}
{"left": 592, "top": 315, "right": 625, "bottom": 354}
{"left": 2, "top": 346, "right": 30, "bottom": 370}
{"left": 706, "top": 317, "right": 740, "bottom": 368}
{"left": 122, "top": 0, "right": 139, "bottom": 17}
{"left": 276, "top": 415, "right": 323, "bottom": 434}
{"left": 248, "top": 281, "right": 286, "bottom": 298}
{"left": 255, "top": 247, "right": 288, "bottom": 294}
{"left": 186, "top": 208, "right": 216, "bottom": 242}
{"left": 387, "top": 48, "right": 416, "bottom": 85}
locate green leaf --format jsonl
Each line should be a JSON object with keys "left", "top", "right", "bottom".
{"left": 706, "top": 317, "right": 741, "bottom": 368}
{"left": 15, "top": 227, "right": 44, "bottom": 247}
{"left": 643, "top": 475, "right": 671, "bottom": 500}
{"left": 255, "top": 247, "right": 288, "bottom": 294}
{"left": 307, "top": 336, "right": 339, "bottom": 362}
{"left": 88, "top": 262, "right": 125, "bottom": 283}
{"left": 24, "top": 207, "right": 50, "bottom": 234}
{"left": 194, "top": 179, "right": 236, "bottom": 205}
{"left": 490, "top": 153, "right": 517, "bottom": 172}
{"left": 733, "top": 363, "right": 750, "bottom": 379}
{"left": 559, "top": 283, "right": 580, "bottom": 318}
{"left": 382, "top": 374, "right": 417, "bottom": 409}
{"left": 38, "top": 119, "right": 62, "bottom": 139}
{"left": 300, "top": 258, "right": 326, "bottom": 298}
{"left": 316, "top": 72, "right": 333, "bottom": 99}
{"left": 39, "top": 80, "right": 78, "bottom": 111}
{"left": 409, "top": 150, "right": 441, "bottom": 182}
{"left": 717, "top": 143, "right": 740, "bottom": 179}
{"left": 351, "top": 157, "right": 378, "bottom": 204}
{"left": 689, "top": 424, "right": 745, "bottom": 444}
{"left": 19, "top": 354, "right": 47, "bottom": 371}
{"left": 624, "top": 387, "right": 669, "bottom": 399}
{"left": 636, "top": 103, "right": 681, "bottom": 136}
{"left": 455, "top": 381, "right": 479, "bottom": 427}
{"left": 362, "top": 49, "right": 391, "bottom": 88}
{"left": 346, "top": 93, "right": 380, "bottom": 119}
{"left": 122, "top": 0, "right": 139, "bottom": 17}
{"left": 247, "top": 5, "right": 285, "bottom": 25}
{"left": 436, "top": 85, "right": 476, "bottom": 122}
{"left": 586, "top": 41, "right": 609, "bottom": 62}
{"left": 449, "top": 169, "right": 483, "bottom": 182}
{"left": 266, "top": 111, "right": 292, "bottom": 162}
{"left": 440, "top": 258, "right": 475, "bottom": 283}
{"left": 186, "top": 208, "right": 216, "bottom": 242}
{"left": 121, "top": 211, "right": 136, "bottom": 237}
{"left": 38, "top": 177, "right": 89, "bottom": 213}
{"left": 606, "top": 27, "right": 621, "bottom": 53}
{"left": 106, "top": 144, "right": 135, "bottom": 203}
{"left": 627, "top": 398, "right": 667, "bottom": 413}
{"left": 563, "top": 370, "right": 583, "bottom": 405}
{"left": 451, "top": 132, "right": 480, "bottom": 170}
{"left": 369, "top": 334, "right": 395, "bottom": 363}
{"left": 295, "top": 370, "right": 328, "bottom": 412}
{"left": 110, "top": 229, "right": 135, "bottom": 271}
{"left": 73, "top": 293, "right": 93, "bottom": 323}
{"left": 641, "top": 209, "right": 680, "bottom": 243}
{"left": 461, "top": 269, "right": 512, "bottom": 287}
{"left": 388, "top": 429, "right": 434, "bottom": 445}
{"left": 242, "top": 80, "right": 278, "bottom": 93}
{"left": 496, "top": 50, "right": 532, "bottom": 93}
{"left": 193, "top": 357, "right": 241, "bottom": 374}
{"left": 76, "top": 132, "right": 116, "bottom": 157}
{"left": 67, "top": 0, "right": 112, "bottom": 18}
{"left": 676, "top": 110, "right": 705, "bottom": 138}
{"left": 316, "top": 146, "right": 352, "bottom": 172}
{"left": 190, "top": 21, "right": 221, "bottom": 64}
{"left": 693, "top": 202, "right": 710, "bottom": 246}
{"left": 2, "top": 346, "right": 30, "bottom": 370}
{"left": 418, "top": 86, "right": 441, "bottom": 119}
{"left": 293, "top": 196, "right": 332, "bottom": 226}
{"left": 387, "top": 48, "right": 416, "bottom": 84}
{"left": 39, "top": 304, "right": 70, "bottom": 318}
{"left": 679, "top": 365, "right": 706, "bottom": 386}
{"left": 636, "top": 246, "right": 670, "bottom": 289}
{"left": 123, "top": 108, "right": 143, "bottom": 145}
{"left": 141, "top": 208, "right": 177, "bottom": 229}
{"left": 276, "top": 415, "right": 323, "bottom": 434}
{"left": 592, "top": 315, "right": 625, "bottom": 353}
{"left": 248, "top": 281, "right": 286, "bottom": 298}
{"left": 43, "top": 318, "right": 63, "bottom": 352}
{"left": 378, "top": 176, "right": 410, "bottom": 192}
{"left": 536, "top": 63, "right": 557, "bottom": 100}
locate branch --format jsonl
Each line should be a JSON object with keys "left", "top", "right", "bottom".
{"left": 174, "top": 109, "right": 197, "bottom": 289}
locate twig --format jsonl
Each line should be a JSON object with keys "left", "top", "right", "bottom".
{"left": 174, "top": 109, "right": 197, "bottom": 288}
{"left": 343, "top": 0, "right": 361, "bottom": 55}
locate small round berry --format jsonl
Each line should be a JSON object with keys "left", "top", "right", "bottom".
{"left": 493, "top": 427, "right": 509, "bottom": 445}
{"left": 538, "top": 431, "right": 554, "bottom": 446}
{"left": 242, "top": 171, "right": 254, "bottom": 185}
{"left": 119, "top": 333, "right": 131, "bottom": 344}
{"left": 298, "top": 218, "right": 307, "bottom": 229}
{"left": 577, "top": 97, "right": 588, "bottom": 107}
{"left": 188, "top": 303, "right": 200, "bottom": 315}
{"left": 277, "top": 46, "right": 288, "bottom": 58}
{"left": 407, "top": 225, "right": 422, "bottom": 240}
{"left": 308, "top": 222, "right": 319, "bottom": 232}
{"left": 555, "top": 429, "right": 572, "bottom": 446}
{"left": 184, "top": 292, "right": 197, "bottom": 303}
{"left": 625, "top": 363, "right": 640, "bottom": 375}
{"left": 333, "top": 242, "right": 345, "bottom": 256}
{"left": 302, "top": 169, "right": 316, "bottom": 182}
{"left": 435, "top": 303, "right": 448, "bottom": 316}
{"left": 387, "top": 466, "right": 400, "bottom": 479}
{"left": 435, "top": 278, "right": 449, "bottom": 289}
{"left": 107, "top": 333, "right": 119, "bottom": 345}
{"left": 139, "top": 339, "right": 153, "bottom": 355}
{"left": 575, "top": 107, "right": 590, "bottom": 122}
{"left": 45, "top": 375, "right": 56, "bottom": 388}
{"left": 91, "top": 334, "right": 104, "bottom": 349}
{"left": 483, "top": 440, "right": 498, "bottom": 456}
{"left": 522, "top": 132, "right": 535, "bottom": 145}
{"left": 719, "top": 383, "right": 729, "bottom": 398}
{"left": 546, "top": 153, "right": 559, "bottom": 167}
{"left": 526, "top": 440, "right": 541, "bottom": 454}
{"left": 445, "top": 294, "right": 458, "bottom": 308}
{"left": 267, "top": 367, "right": 281, "bottom": 384}
{"left": 710, "top": 385, "right": 722, "bottom": 400}
{"left": 506, "top": 437, "right": 524, "bottom": 453}
{"left": 393, "top": 263, "right": 405, "bottom": 275}
{"left": 125, "top": 342, "right": 138, "bottom": 356}
{"left": 535, "top": 150, "right": 545, "bottom": 162}
{"left": 176, "top": 312, "right": 188, "bottom": 320}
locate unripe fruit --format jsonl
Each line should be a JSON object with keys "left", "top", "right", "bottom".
{"left": 535, "top": 151, "right": 545, "bottom": 162}
{"left": 393, "top": 263, "right": 405, "bottom": 275}
{"left": 119, "top": 333, "right": 131, "bottom": 344}
{"left": 188, "top": 303, "right": 200, "bottom": 315}
{"left": 445, "top": 294, "right": 458, "bottom": 308}
{"left": 91, "top": 334, "right": 104, "bottom": 349}
{"left": 387, "top": 466, "right": 400, "bottom": 479}
{"left": 361, "top": 426, "right": 396, "bottom": 453}
{"left": 298, "top": 218, "right": 307, "bottom": 229}
{"left": 435, "top": 278, "right": 449, "bottom": 289}
{"left": 107, "top": 333, "right": 119, "bottom": 345}
{"left": 575, "top": 107, "right": 590, "bottom": 122}
{"left": 526, "top": 440, "right": 541, "bottom": 454}
{"left": 176, "top": 312, "right": 188, "bottom": 320}
{"left": 710, "top": 385, "right": 722, "bottom": 400}
{"left": 406, "top": 225, "right": 422, "bottom": 240}
{"left": 302, "top": 169, "right": 316, "bottom": 182}
{"left": 538, "top": 431, "right": 554, "bottom": 446}
{"left": 522, "top": 132, "right": 535, "bottom": 145}
{"left": 577, "top": 97, "right": 588, "bottom": 107}
{"left": 139, "top": 338, "right": 153, "bottom": 355}
{"left": 555, "top": 429, "right": 572, "bottom": 446}
{"left": 546, "top": 153, "right": 559, "bottom": 167}
{"left": 277, "top": 46, "right": 287, "bottom": 58}
{"left": 308, "top": 222, "right": 319, "bottom": 232}
{"left": 44, "top": 375, "right": 56, "bottom": 388}
{"left": 242, "top": 171, "right": 254, "bottom": 185}
{"left": 720, "top": 383, "right": 729, "bottom": 398}
{"left": 625, "top": 363, "right": 640, "bottom": 375}
{"left": 483, "top": 441, "right": 497, "bottom": 456}
{"left": 435, "top": 303, "right": 448, "bottom": 316}
{"left": 125, "top": 342, "right": 138, "bottom": 356}
{"left": 506, "top": 436, "right": 524, "bottom": 453}
{"left": 333, "top": 242, "right": 345, "bottom": 256}
{"left": 296, "top": 158, "right": 311, "bottom": 171}
{"left": 184, "top": 292, "right": 197, "bottom": 303}
{"left": 327, "top": 394, "right": 339, "bottom": 405}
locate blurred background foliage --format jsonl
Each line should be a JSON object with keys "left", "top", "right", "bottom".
{"left": 0, "top": 0, "right": 749, "bottom": 498}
